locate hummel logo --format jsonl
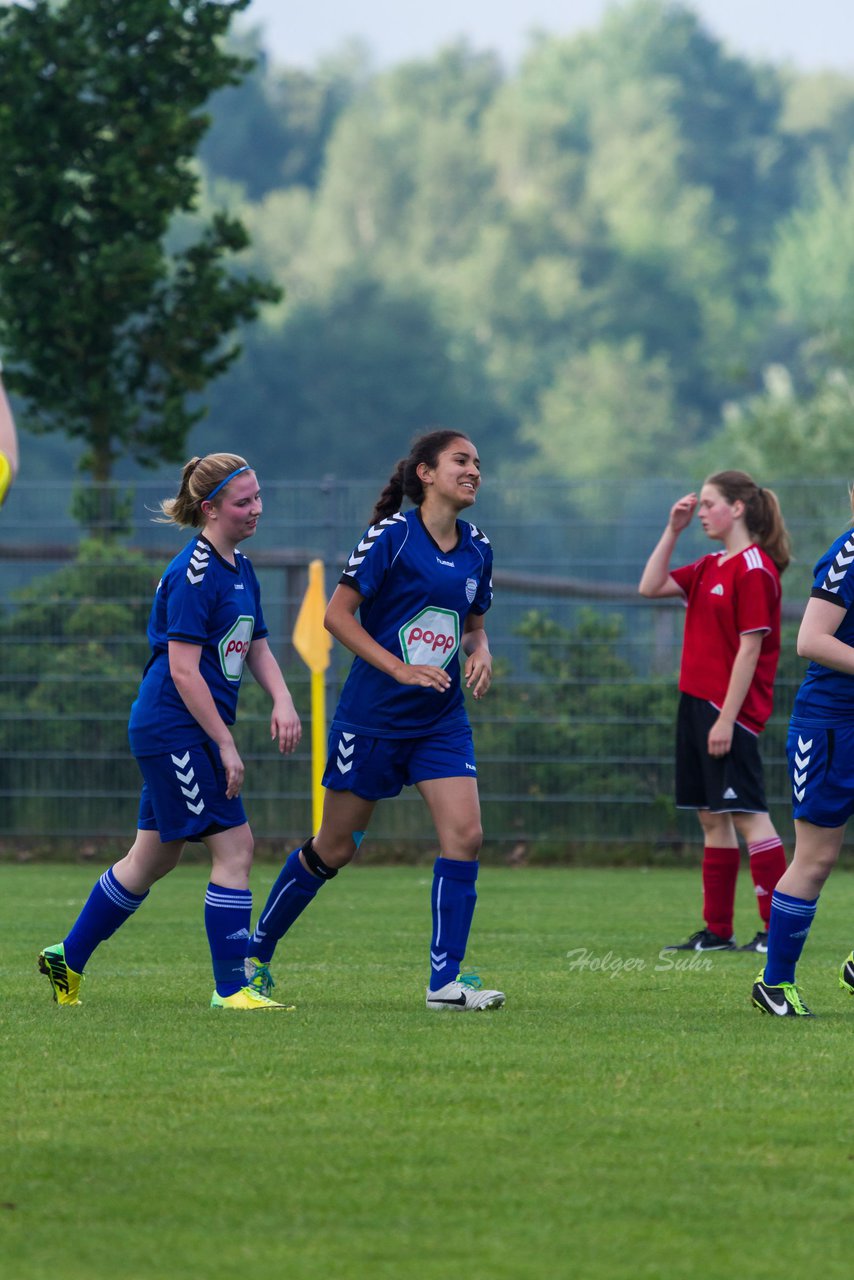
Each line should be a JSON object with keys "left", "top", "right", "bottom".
{"left": 710, "top": 584, "right": 724, "bottom": 596}
{"left": 436, "top": 557, "right": 455, "bottom": 567}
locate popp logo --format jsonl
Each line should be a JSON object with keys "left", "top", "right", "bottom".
{"left": 219, "top": 616, "right": 255, "bottom": 682}
{"left": 398, "top": 607, "right": 460, "bottom": 669}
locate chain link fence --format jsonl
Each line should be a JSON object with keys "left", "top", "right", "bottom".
{"left": 0, "top": 475, "right": 849, "bottom": 860}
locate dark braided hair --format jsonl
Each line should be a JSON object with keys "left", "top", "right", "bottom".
{"left": 705, "top": 470, "right": 791, "bottom": 573}
{"left": 370, "top": 430, "right": 473, "bottom": 525}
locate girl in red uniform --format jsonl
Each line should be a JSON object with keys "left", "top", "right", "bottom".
{"left": 639, "top": 471, "right": 791, "bottom": 952}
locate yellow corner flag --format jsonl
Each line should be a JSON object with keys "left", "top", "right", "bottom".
{"left": 293, "top": 559, "right": 332, "bottom": 674}
{"left": 293, "top": 560, "right": 332, "bottom": 830}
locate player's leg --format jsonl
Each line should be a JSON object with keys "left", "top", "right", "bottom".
{"left": 732, "top": 810, "right": 787, "bottom": 952}
{"left": 38, "top": 828, "right": 183, "bottom": 1006}
{"left": 752, "top": 820, "right": 843, "bottom": 1017}
{"left": 417, "top": 773, "right": 504, "bottom": 1010}
{"left": 666, "top": 696, "right": 746, "bottom": 950}
{"left": 245, "top": 788, "right": 377, "bottom": 991}
{"left": 754, "top": 720, "right": 852, "bottom": 1016}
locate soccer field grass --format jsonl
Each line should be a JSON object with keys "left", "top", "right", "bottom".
{"left": 3, "top": 862, "right": 854, "bottom": 1280}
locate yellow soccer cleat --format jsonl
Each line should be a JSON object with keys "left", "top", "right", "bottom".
{"left": 38, "top": 943, "right": 83, "bottom": 1006}
{"left": 244, "top": 956, "right": 275, "bottom": 998}
{"left": 210, "top": 985, "right": 294, "bottom": 1011}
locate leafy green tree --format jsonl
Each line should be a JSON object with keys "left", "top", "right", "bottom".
{"left": 206, "top": 271, "right": 514, "bottom": 480}
{"left": 518, "top": 339, "right": 683, "bottom": 494}
{"left": 200, "top": 30, "right": 365, "bottom": 198}
{"left": 772, "top": 154, "right": 854, "bottom": 365}
{"left": 0, "top": 541, "right": 156, "bottom": 834}
{"left": 476, "top": 608, "right": 682, "bottom": 852}
{"left": 0, "top": 0, "right": 280, "bottom": 487}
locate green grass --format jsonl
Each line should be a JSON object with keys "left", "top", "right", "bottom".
{"left": 3, "top": 863, "right": 854, "bottom": 1279}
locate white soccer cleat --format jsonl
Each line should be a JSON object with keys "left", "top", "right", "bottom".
{"left": 425, "top": 972, "right": 505, "bottom": 1011}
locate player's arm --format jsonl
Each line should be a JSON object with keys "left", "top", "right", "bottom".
{"left": 706, "top": 630, "right": 766, "bottom": 757}
{"left": 461, "top": 613, "right": 492, "bottom": 700}
{"left": 324, "top": 582, "right": 452, "bottom": 693}
{"left": 638, "top": 493, "right": 697, "bottom": 598}
{"left": 246, "top": 637, "right": 302, "bottom": 754}
{"left": 0, "top": 369, "right": 19, "bottom": 507}
{"left": 168, "top": 640, "right": 244, "bottom": 797}
{"left": 796, "top": 596, "right": 853, "bottom": 673}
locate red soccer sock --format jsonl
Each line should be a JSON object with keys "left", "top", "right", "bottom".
{"left": 747, "top": 837, "right": 788, "bottom": 927}
{"left": 702, "top": 846, "right": 740, "bottom": 939}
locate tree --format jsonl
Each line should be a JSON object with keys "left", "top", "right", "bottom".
{"left": 0, "top": 0, "right": 280, "bottom": 487}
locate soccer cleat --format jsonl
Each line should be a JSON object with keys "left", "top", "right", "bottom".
{"left": 244, "top": 956, "right": 275, "bottom": 999}
{"left": 38, "top": 943, "right": 83, "bottom": 1006}
{"left": 752, "top": 975, "right": 814, "bottom": 1017}
{"left": 737, "top": 930, "right": 769, "bottom": 954}
{"left": 210, "top": 985, "right": 294, "bottom": 1011}
{"left": 425, "top": 972, "right": 505, "bottom": 1012}
{"left": 662, "top": 928, "right": 736, "bottom": 952}
{"left": 838, "top": 952, "right": 854, "bottom": 994}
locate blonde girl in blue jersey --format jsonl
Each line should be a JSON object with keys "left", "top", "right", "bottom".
{"left": 38, "top": 454, "right": 301, "bottom": 1010}
{"left": 0, "top": 362, "right": 19, "bottom": 507}
{"left": 246, "top": 430, "right": 505, "bottom": 1011}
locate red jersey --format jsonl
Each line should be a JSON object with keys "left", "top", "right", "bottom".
{"left": 671, "top": 545, "right": 781, "bottom": 734}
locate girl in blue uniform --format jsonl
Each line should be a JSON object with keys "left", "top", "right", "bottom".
{"left": 245, "top": 430, "right": 505, "bottom": 1011}
{"left": 38, "top": 454, "right": 301, "bottom": 1010}
{"left": 753, "top": 488, "right": 854, "bottom": 1016}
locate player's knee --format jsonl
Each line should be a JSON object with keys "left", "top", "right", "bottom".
{"left": 302, "top": 836, "right": 344, "bottom": 879}
{"left": 457, "top": 819, "right": 483, "bottom": 859}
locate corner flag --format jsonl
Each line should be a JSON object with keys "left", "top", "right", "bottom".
{"left": 293, "top": 559, "right": 332, "bottom": 674}
{"left": 293, "top": 560, "right": 331, "bottom": 829}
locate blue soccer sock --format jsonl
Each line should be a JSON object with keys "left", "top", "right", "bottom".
{"left": 246, "top": 848, "right": 324, "bottom": 965}
{"left": 205, "top": 884, "right": 253, "bottom": 997}
{"left": 429, "top": 857, "right": 478, "bottom": 991}
{"left": 63, "top": 866, "right": 149, "bottom": 973}
{"left": 763, "top": 890, "right": 819, "bottom": 986}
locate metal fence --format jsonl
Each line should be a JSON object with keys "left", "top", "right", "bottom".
{"left": 0, "top": 475, "right": 849, "bottom": 859}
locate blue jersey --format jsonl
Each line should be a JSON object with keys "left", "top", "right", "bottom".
{"left": 791, "top": 526, "right": 854, "bottom": 725}
{"left": 332, "top": 508, "right": 493, "bottom": 737}
{"left": 128, "top": 535, "right": 268, "bottom": 756}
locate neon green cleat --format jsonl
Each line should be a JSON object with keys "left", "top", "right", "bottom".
{"left": 839, "top": 952, "right": 854, "bottom": 994}
{"left": 751, "top": 973, "right": 814, "bottom": 1017}
{"left": 38, "top": 943, "right": 83, "bottom": 1006}
{"left": 210, "top": 986, "right": 294, "bottom": 1011}
{"left": 244, "top": 956, "right": 275, "bottom": 999}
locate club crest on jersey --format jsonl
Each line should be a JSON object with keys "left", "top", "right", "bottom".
{"left": 399, "top": 607, "right": 460, "bottom": 668}
{"left": 219, "top": 615, "right": 254, "bottom": 682}
{"left": 465, "top": 577, "right": 477, "bottom": 604}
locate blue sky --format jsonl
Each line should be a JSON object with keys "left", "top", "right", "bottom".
{"left": 242, "top": 0, "right": 854, "bottom": 73}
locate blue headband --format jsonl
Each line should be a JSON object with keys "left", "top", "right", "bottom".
{"left": 204, "top": 465, "right": 250, "bottom": 502}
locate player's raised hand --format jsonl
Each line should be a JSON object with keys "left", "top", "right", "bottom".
{"left": 669, "top": 493, "right": 698, "bottom": 533}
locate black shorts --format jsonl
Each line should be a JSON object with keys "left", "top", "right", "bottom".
{"left": 675, "top": 693, "right": 768, "bottom": 814}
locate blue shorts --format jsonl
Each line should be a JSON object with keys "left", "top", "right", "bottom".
{"left": 322, "top": 723, "right": 477, "bottom": 801}
{"left": 135, "top": 741, "right": 247, "bottom": 843}
{"left": 787, "top": 719, "right": 854, "bottom": 828}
